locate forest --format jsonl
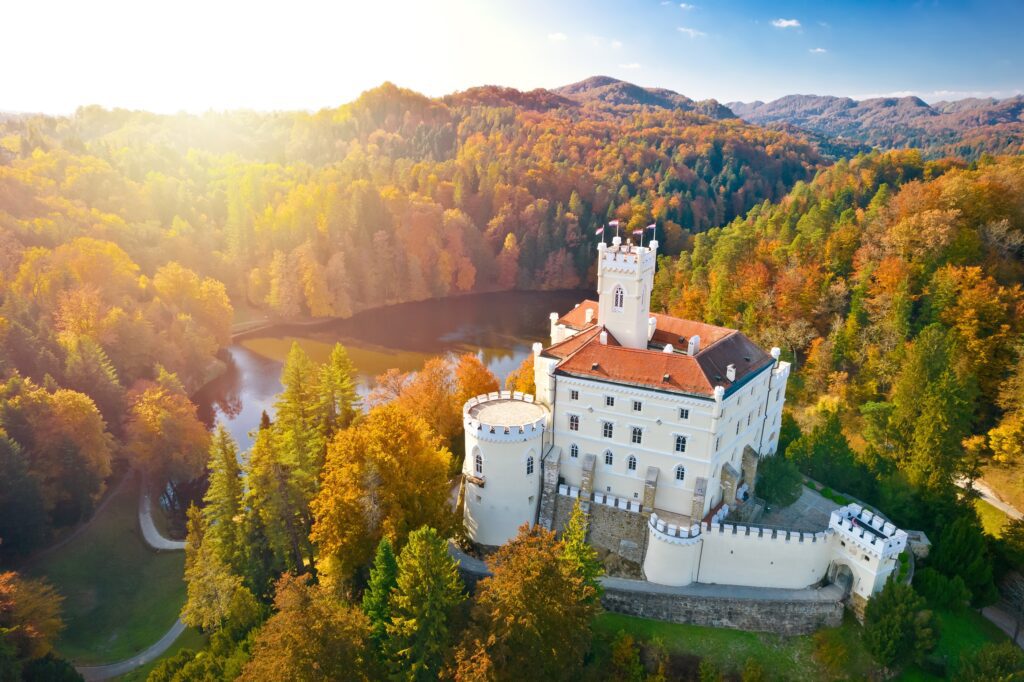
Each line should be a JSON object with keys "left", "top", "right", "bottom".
{"left": 1, "top": 81, "right": 1024, "bottom": 680}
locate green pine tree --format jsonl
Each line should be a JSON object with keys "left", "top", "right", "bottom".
{"left": 362, "top": 537, "right": 399, "bottom": 648}
{"left": 561, "top": 500, "right": 603, "bottom": 602}
{"left": 318, "top": 343, "right": 361, "bottom": 438}
{"left": 863, "top": 581, "right": 935, "bottom": 669}
{"left": 203, "top": 425, "right": 244, "bottom": 571}
{"left": 385, "top": 526, "right": 465, "bottom": 681}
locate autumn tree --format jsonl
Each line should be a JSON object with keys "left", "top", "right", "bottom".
{"left": 240, "top": 574, "right": 377, "bottom": 682}
{"left": 311, "top": 405, "right": 453, "bottom": 584}
{"left": 124, "top": 369, "right": 210, "bottom": 497}
{"left": 384, "top": 526, "right": 466, "bottom": 680}
{"left": 504, "top": 353, "right": 536, "bottom": 394}
{"left": 454, "top": 525, "right": 598, "bottom": 680}
{"left": 0, "top": 572, "right": 64, "bottom": 662}
{"left": 453, "top": 353, "right": 499, "bottom": 407}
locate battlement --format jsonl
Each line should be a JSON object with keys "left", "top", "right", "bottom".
{"left": 649, "top": 512, "right": 702, "bottom": 546}
{"left": 558, "top": 484, "right": 644, "bottom": 513}
{"left": 829, "top": 504, "right": 907, "bottom": 559}
{"left": 463, "top": 391, "right": 548, "bottom": 443}
{"left": 597, "top": 239, "right": 657, "bottom": 274}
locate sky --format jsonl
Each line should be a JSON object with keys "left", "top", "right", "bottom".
{"left": 4, "top": 0, "right": 1023, "bottom": 114}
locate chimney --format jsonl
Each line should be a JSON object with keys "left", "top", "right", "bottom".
{"left": 532, "top": 342, "right": 543, "bottom": 357}
{"left": 771, "top": 347, "right": 781, "bottom": 363}
{"left": 726, "top": 364, "right": 736, "bottom": 382}
{"left": 599, "top": 330, "right": 608, "bottom": 345}
{"left": 687, "top": 335, "right": 701, "bottom": 356}
{"left": 663, "top": 344, "right": 674, "bottom": 354}
{"left": 647, "top": 317, "right": 657, "bottom": 341}
{"left": 585, "top": 308, "right": 595, "bottom": 324}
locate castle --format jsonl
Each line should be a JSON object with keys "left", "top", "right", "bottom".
{"left": 461, "top": 236, "right": 907, "bottom": 610}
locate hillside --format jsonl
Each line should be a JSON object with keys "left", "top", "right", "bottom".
{"left": 728, "top": 93, "right": 1024, "bottom": 158}
{"left": 554, "top": 76, "right": 736, "bottom": 119}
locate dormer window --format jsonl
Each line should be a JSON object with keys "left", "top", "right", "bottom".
{"left": 613, "top": 285, "right": 624, "bottom": 311}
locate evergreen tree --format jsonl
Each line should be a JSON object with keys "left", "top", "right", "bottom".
{"left": 756, "top": 453, "right": 803, "bottom": 507}
{"left": 317, "top": 343, "right": 361, "bottom": 438}
{"left": 362, "top": 537, "right": 398, "bottom": 648}
{"left": 274, "top": 342, "right": 324, "bottom": 498}
{"left": 954, "top": 641, "right": 1024, "bottom": 681}
{"left": 0, "top": 434, "right": 46, "bottom": 559}
{"left": 561, "top": 500, "right": 603, "bottom": 602}
{"left": 385, "top": 527, "right": 465, "bottom": 681}
{"left": 863, "top": 581, "right": 935, "bottom": 669}
{"left": 203, "top": 425, "right": 244, "bottom": 570}
{"left": 931, "top": 515, "right": 998, "bottom": 605}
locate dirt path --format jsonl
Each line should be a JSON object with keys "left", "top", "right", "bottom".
{"left": 968, "top": 479, "right": 1023, "bottom": 521}
{"left": 75, "top": 618, "right": 186, "bottom": 681}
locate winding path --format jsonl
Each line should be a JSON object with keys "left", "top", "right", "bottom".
{"left": 74, "top": 476, "right": 187, "bottom": 681}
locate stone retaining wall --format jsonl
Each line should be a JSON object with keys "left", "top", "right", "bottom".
{"left": 601, "top": 584, "right": 844, "bottom": 636}
{"left": 550, "top": 493, "right": 648, "bottom": 564}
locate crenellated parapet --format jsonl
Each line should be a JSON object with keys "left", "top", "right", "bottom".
{"left": 463, "top": 391, "right": 548, "bottom": 443}
{"left": 829, "top": 504, "right": 907, "bottom": 560}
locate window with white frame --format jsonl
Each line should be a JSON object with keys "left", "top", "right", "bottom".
{"left": 613, "top": 285, "right": 624, "bottom": 310}
{"left": 570, "top": 389, "right": 579, "bottom": 400}
{"left": 602, "top": 421, "right": 614, "bottom": 438}
{"left": 474, "top": 452, "right": 483, "bottom": 475}
{"left": 604, "top": 450, "right": 614, "bottom": 466}
{"left": 570, "top": 443, "right": 579, "bottom": 458}
{"left": 569, "top": 414, "right": 579, "bottom": 431}
{"left": 605, "top": 395, "right": 615, "bottom": 407}
{"left": 674, "top": 464, "right": 686, "bottom": 482}
{"left": 632, "top": 400, "right": 642, "bottom": 412}
{"left": 627, "top": 454, "right": 637, "bottom": 471}
{"left": 674, "top": 435, "right": 687, "bottom": 453}
{"left": 526, "top": 456, "right": 534, "bottom": 475}
{"left": 679, "top": 407, "right": 690, "bottom": 420}
{"left": 631, "top": 427, "right": 642, "bottom": 444}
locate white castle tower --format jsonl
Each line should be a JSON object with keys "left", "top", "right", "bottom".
{"left": 596, "top": 235, "right": 658, "bottom": 349}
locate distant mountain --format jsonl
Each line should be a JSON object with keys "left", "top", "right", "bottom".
{"left": 727, "top": 93, "right": 1024, "bottom": 158}
{"left": 554, "top": 76, "right": 736, "bottom": 119}
{"left": 443, "top": 85, "right": 578, "bottom": 112}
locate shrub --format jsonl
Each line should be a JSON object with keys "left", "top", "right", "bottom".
{"left": 863, "top": 581, "right": 936, "bottom": 669}
{"left": 813, "top": 627, "right": 851, "bottom": 675}
{"left": 954, "top": 641, "right": 1024, "bottom": 681}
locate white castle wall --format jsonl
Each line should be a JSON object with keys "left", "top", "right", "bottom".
{"left": 463, "top": 392, "right": 548, "bottom": 546}
{"left": 641, "top": 504, "right": 906, "bottom": 596}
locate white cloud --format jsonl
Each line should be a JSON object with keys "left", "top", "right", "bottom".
{"left": 809, "top": 47, "right": 827, "bottom": 54}
{"left": 771, "top": 18, "right": 801, "bottom": 28}
{"left": 679, "top": 3, "right": 696, "bottom": 9}
{"left": 619, "top": 62, "right": 641, "bottom": 70}
{"left": 677, "top": 26, "right": 706, "bottom": 38}
{"left": 547, "top": 32, "right": 568, "bottom": 42}
{"left": 611, "top": 39, "right": 623, "bottom": 49}
{"left": 660, "top": 1, "right": 672, "bottom": 5}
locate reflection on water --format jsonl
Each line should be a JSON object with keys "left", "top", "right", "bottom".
{"left": 193, "top": 290, "right": 588, "bottom": 449}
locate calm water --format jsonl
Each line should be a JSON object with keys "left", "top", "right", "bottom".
{"left": 193, "top": 290, "right": 588, "bottom": 449}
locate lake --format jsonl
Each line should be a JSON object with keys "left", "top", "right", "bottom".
{"left": 193, "top": 289, "right": 588, "bottom": 449}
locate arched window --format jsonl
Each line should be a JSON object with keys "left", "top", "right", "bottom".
{"left": 570, "top": 443, "right": 579, "bottom": 458}
{"left": 674, "top": 465, "right": 686, "bottom": 482}
{"left": 604, "top": 450, "right": 614, "bottom": 466}
{"left": 526, "top": 456, "right": 534, "bottom": 475}
{"left": 613, "top": 285, "right": 625, "bottom": 311}
{"left": 474, "top": 451, "right": 483, "bottom": 475}
{"left": 627, "top": 454, "right": 637, "bottom": 472}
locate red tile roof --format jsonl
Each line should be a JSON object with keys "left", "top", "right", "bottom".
{"left": 548, "top": 299, "right": 774, "bottom": 398}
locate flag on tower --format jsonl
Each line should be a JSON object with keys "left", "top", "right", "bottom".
{"left": 647, "top": 223, "right": 657, "bottom": 231}
{"left": 608, "top": 220, "right": 620, "bottom": 227}
{"left": 632, "top": 228, "right": 644, "bottom": 236}
{"left": 595, "top": 225, "right": 604, "bottom": 236}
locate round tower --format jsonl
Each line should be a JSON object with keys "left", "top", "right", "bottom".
{"left": 462, "top": 391, "right": 549, "bottom": 547}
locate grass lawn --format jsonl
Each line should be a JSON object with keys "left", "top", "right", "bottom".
{"left": 592, "top": 611, "right": 875, "bottom": 680}
{"left": 26, "top": 477, "right": 186, "bottom": 665}
{"left": 895, "top": 607, "right": 1009, "bottom": 680}
{"left": 974, "top": 498, "right": 1010, "bottom": 537}
{"left": 114, "top": 627, "right": 206, "bottom": 682}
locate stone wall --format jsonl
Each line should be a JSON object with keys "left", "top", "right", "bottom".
{"left": 550, "top": 493, "right": 648, "bottom": 565}
{"left": 601, "top": 582, "right": 844, "bottom": 636}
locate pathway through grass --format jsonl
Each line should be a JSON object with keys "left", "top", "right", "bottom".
{"left": 27, "top": 476, "right": 186, "bottom": 665}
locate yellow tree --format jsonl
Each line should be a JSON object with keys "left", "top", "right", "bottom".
{"left": 310, "top": 405, "right": 453, "bottom": 585}
{"left": 453, "top": 353, "right": 499, "bottom": 407}
{"left": 0, "top": 571, "right": 64, "bottom": 661}
{"left": 123, "top": 373, "right": 210, "bottom": 494}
